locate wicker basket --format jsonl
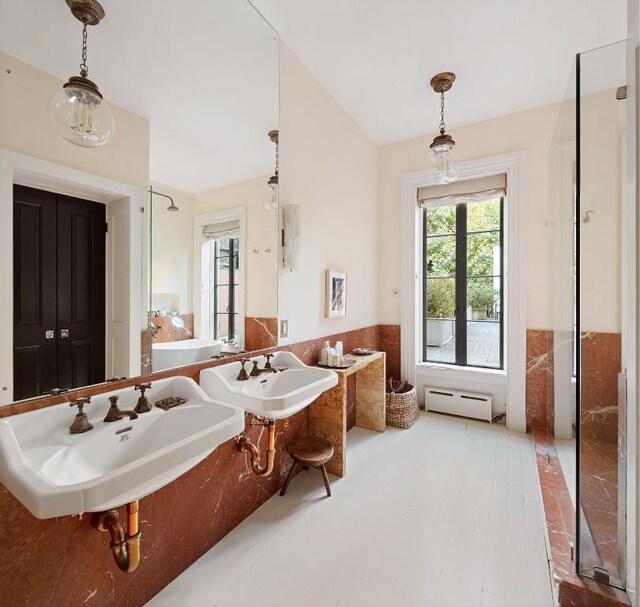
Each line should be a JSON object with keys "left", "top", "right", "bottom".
{"left": 386, "top": 380, "right": 420, "bottom": 429}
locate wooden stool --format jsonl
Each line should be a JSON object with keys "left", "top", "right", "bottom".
{"left": 280, "top": 436, "right": 334, "bottom": 497}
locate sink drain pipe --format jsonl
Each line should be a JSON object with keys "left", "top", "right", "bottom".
{"left": 237, "top": 417, "right": 276, "bottom": 476}
{"left": 92, "top": 500, "right": 141, "bottom": 573}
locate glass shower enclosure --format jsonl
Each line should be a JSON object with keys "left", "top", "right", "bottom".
{"left": 549, "top": 39, "right": 628, "bottom": 589}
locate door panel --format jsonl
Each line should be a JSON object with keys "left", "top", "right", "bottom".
{"left": 13, "top": 185, "right": 57, "bottom": 399}
{"left": 57, "top": 194, "right": 106, "bottom": 389}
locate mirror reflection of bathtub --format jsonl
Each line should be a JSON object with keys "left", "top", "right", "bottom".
{"left": 152, "top": 339, "right": 223, "bottom": 372}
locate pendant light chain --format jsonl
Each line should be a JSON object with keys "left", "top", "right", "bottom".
{"left": 439, "top": 91, "right": 446, "bottom": 135}
{"left": 80, "top": 22, "right": 89, "bottom": 77}
{"left": 275, "top": 138, "right": 279, "bottom": 178}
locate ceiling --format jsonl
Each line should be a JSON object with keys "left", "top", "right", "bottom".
{"left": 0, "top": 1, "right": 628, "bottom": 191}
{"left": 0, "top": 0, "right": 279, "bottom": 193}
{"left": 252, "top": 0, "right": 628, "bottom": 145}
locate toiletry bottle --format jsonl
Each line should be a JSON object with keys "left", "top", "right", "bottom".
{"left": 336, "top": 341, "right": 343, "bottom": 357}
{"left": 328, "top": 348, "right": 337, "bottom": 367}
{"left": 320, "top": 341, "right": 330, "bottom": 366}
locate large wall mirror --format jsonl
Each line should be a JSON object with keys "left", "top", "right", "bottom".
{"left": 0, "top": 0, "right": 279, "bottom": 405}
{"left": 143, "top": 2, "right": 279, "bottom": 374}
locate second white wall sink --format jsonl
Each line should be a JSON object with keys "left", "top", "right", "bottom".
{"left": 0, "top": 377, "right": 244, "bottom": 519}
{"left": 199, "top": 352, "right": 338, "bottom": 419}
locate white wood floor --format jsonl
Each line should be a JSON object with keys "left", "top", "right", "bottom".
{"left": 147, "top": 413, "right": 554, "bottom": 607}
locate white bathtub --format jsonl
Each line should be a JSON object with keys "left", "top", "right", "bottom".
{"left": 152, "top": 339, "right": 223, "bottom": 372}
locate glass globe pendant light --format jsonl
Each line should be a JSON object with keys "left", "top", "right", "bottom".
{"left": 429, "top": 72, "right": 459, "bottom": 183}
{"left": 50, "top": 0, "right": 114, "bottom": 148}
{"left": 265, "top": 129, "right": 279, "bottom": 211}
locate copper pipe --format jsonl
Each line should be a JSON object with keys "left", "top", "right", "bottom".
{"left": 236, "top": 418, "right": 276, "bottom": 477}
{"left": 92, "top": 500, "right": 141, "bottom": 573}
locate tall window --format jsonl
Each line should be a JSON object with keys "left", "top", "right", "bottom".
{"left": 423, "top": 197, "right": 504, "bottom": 369}
{"left": 211, "top": 237, "right": 239, "bottom": 341}
{"left": 201, "top": 216, "right": 241, "bottom": 343}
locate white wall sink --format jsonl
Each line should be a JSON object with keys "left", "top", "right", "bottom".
{"left": 0, "top": 377, "right": 244, "bottom": 519}
{"left": 199, "top": 352, "right": 338, "bottom": 420}
{"left": 152, "top": 338, "right": 223, "bottom": 372}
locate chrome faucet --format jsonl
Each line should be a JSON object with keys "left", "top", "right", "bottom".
{"left": 104, "top": 395, "right": 139, "bottom": 422}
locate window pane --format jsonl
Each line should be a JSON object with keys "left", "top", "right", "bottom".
{"left": 216, "top": 285, "right": 230, "bottom": 313}
{"left": 425, "top": 278, "right": 456, "bottom": 363}
{"left": 426, "top": 205, "right": 456, "bottom": 236}
{"left": 231, "top": 238, "right": 240, "bottom": 270}
{"left": 467, "top": 277, "right": 500, "bottom": 321}
{"left": 467, "top": 231, "right": 500, "bottom": 277}
{"left": 466, "top": 277, "right": 501, "bottom": 369}
{"left": 215, "top": 313, "right": 229, "bottom": 341}
{"left": 466, "top": 321, "right": 501, "bottom": 368}
{"left": 426, "top": 235, "right": 456, "bottom": 277}
{"left": 467, "top": 198, "right": 501, "bottom": 232}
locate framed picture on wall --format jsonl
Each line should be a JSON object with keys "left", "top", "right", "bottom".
{"left": 325, "top": 269, "right": 347, "bottom": 318}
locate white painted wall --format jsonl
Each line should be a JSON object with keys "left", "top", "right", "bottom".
{"left": 195, "top": 176, "right": 278, "bottom": 319}
{"left": 378, "top": 93, "right": 625, "bottom": 333}
{"left": 150, "top": 183, "right": 195, "bottom": 315}
{"left": 277, "top": 45, "right": 379, "bottom": 344}
{"left": 0, "top": 52, "right": 149, "bottom": 187}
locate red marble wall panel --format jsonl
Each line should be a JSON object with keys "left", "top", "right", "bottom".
{"left": 244, "top": 317, "right": 278, "bottom": 351}
{"left": 151, "top": 314, "right": 194, "bottom": 343}
{"left": 0, "top": 325, "right": 382, "bottom": 607}
{"left": 378, "top": 324, "right": 401, "bottom": 381}
{"left": 531, "top": 427, "right": 629, "bottom": 607}
{"left": 0, "top": 410, "right": 307, "bottom": 607}
{"left": 580, "top": 332, "right": 621, "bottom": 443}
{"left": 526, "top": 329, "right": 554, "bottom": 434}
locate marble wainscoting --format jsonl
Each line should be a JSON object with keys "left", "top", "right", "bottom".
{"left": 580, "top": 437, "right": 620, "bottom": 581}
{"left": 244, "top": 317, "right": 278, "bottom": 351}
{"left": 527, "top": 329, "right": 628, "bottom": 605}
{"left": 151, "top": 314, "right": 194, "bottom": 343}
{"left": 581, "top": 332, "right": 621, "bottom": 443}
{"left": 526, "top": 329, "right": 554, "bottom": 433}
{"left": 140, "top": 314, "right": 195, "bottom": 374}
{"left": 378, "top": 324, "right": 401, "bottom": 381}
{"left": 0, "top": 410, "right": 307, "bottom": 607}
{"left": 0, "top": 325, "right": 385, "bottom": 607}
{"left": 532, "top": 427, "right": 629, "bottom": 607}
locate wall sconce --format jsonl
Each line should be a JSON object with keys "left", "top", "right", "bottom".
{"left": 282, "top": 204, "right": 301, "bottom": 271}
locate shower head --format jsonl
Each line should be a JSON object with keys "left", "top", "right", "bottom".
{"left": 150, "top": 189, "right": 179, "bottom": 212}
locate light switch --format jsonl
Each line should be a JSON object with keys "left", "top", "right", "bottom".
{"left": 280, "top": 319, "right": 288, "bottom": 338}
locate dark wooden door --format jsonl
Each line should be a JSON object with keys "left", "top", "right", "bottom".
{"left": 56, "top": 194, "right": 106, "bottom": 390}
{"left": 13, "top": 185, "right": 58, "bottom": 400}
{"left": 13, "top": 186, "right": 106, "bottom": 400}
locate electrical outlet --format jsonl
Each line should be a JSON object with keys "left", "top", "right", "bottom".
{"left": 280, "top": 319, "right": 288, "bottom": 338}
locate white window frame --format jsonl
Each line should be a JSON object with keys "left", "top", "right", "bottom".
{"left": 193, "top": 207, "right": 246, "bottom": 347}
{"left": 401, "top": 152, "right": 527, "bottom": 433}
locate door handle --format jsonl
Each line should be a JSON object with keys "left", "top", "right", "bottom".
{"left": 60, "top": 329, "right": 69, "bottom": 338}
{"left": 45, "top": 330, "right": 54, "bottom": 339}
